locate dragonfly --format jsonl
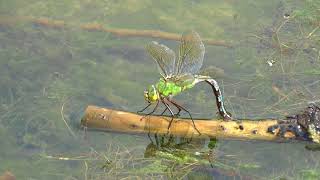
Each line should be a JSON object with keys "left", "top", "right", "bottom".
{"left": 138, "top": 31, "right": 232, "bottom": 134}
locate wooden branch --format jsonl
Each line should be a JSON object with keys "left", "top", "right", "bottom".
{"left": 81, "top": 23, "right": 232, "bottom": 47}
{"left": 81, "top": 105, "right": 292, "bottom": 141}
{"left": 0, "top": 16, "right": 233, "bottom": 48}
{"left": 0, "top": 171, "right": 15, "bottom": 180}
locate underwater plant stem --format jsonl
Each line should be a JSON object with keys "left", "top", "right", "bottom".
{"left": 61, "top": 97, "right": 77, "bottom": 138}
{"left": 306, "top": 25, "right": 320, "bottom": 39}
{"left": 81, "top": 105, "right": 291, "bottom": 141}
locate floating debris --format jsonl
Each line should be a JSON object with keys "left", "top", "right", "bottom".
{"left": 266, "top": 59, "right": 276, "bottom": 67}
{"left": 267, "top": 103, "right": 320, "bottom": 143}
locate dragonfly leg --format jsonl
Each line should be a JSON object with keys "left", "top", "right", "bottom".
{"left": 154, "top": 133, "right": 159, "bottom": 146}
{"left": 147, "top": 131, "right": 154, "bottom": 144}
{"left": 166, "top": 94, "right": 181, "bottom": 117}
{"left": 175, "top": 108, "right": 182, "bottom": 117}
{"left": 160, "top": 104, "right": 180, "bottom": 117}
{"left": 160, "top": 106, "right": 168, "bottom": 115}
{"left": 137, "top": 103, "right": 152, "bottom": 114}
{"left": 165, "top": 98, "right": 201, "bottom": 135}
{"left": 139, "top": 100, "right": 160, "bottom": 121}
{"left": 161, "top": 99, "right": 175, "bottom": 131}
{"left": 146, "top": 100, "right": 160, "bottom": 116}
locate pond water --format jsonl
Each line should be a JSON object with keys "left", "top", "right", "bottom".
{"left": 0, "top": 0, "right": 320, "bottom": 179}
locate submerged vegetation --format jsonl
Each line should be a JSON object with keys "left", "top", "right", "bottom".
{"left": 0, "top": 0, "right": 319, "bottom": 179}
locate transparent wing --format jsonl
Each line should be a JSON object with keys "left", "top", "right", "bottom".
{"left": 175, "top": 31, "right": 205, "bottom": 76}
{"left": 146, "top": 41, "right": 176, "bottom": 78}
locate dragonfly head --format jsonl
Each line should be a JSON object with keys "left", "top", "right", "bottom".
{"left": 144, "top": 85, "right": 159, "bottom": 103}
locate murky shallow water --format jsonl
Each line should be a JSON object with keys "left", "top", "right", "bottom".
{"left": 0, "top": 0, "right": 319, "bottom": 179}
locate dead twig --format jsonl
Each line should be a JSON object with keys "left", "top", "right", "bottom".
{"left": 0, "top": 16, "right": 233, "bottom": 48}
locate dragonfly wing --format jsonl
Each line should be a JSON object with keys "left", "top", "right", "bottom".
{"left": 175, "top": 31, "right": 205, "bottom": 76}
{"left": 146, "top": 41, "right": 176, "bottom": 78}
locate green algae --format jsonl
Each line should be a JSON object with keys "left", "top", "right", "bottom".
{"left": 299, "top": 169, "right": 320, "bottom": 180}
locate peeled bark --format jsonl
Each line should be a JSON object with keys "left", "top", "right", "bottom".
{"left": 81, "top": 105, "right": 292, "bottom": 141}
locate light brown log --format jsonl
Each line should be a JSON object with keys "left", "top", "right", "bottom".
{"left": 0, "top": 171, "right": 15, "bottom": 180}
{"left": 81, "top": 105, "right": 290, "bottom": 141}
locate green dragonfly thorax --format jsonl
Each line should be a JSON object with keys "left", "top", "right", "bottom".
{"left": 144, "top": 77, "right": 196, "bottom": 103}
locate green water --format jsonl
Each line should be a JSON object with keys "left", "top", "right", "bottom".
{"left": 0, "top": 0, "right": 320, "bottom": 179}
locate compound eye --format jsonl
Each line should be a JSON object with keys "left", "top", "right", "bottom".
{"left": 144, "top": 90, "right": 149, "bottom": 99}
